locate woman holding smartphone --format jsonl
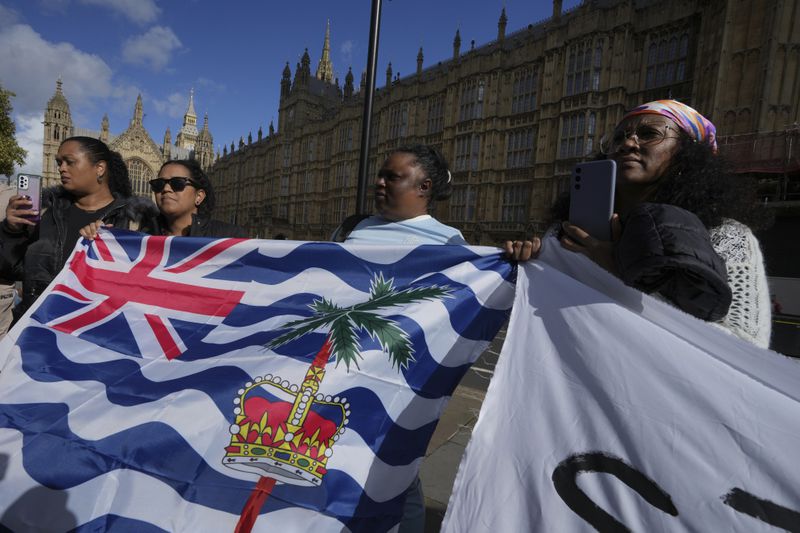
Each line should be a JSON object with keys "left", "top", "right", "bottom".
{"left": 557, "top": 100, "right": 770, "bottom": 348}
{"left": 0, "top": 136, "right": 157, "bottom": 321}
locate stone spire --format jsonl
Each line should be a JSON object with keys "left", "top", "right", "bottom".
{"left": 176, "top": 88, "right": 199, "bottom": 151}
{"left": 498, "top": 7, "right": 508, "bottom": 41}
{"left": 344, "top": 67, "right": 354, "bottom": 98}
{"left": 453, "top": 29, "right": 461, "bottom": 60}
{"left": 281, "top": 62, "right": 292, "bottom": 99}
{"left": 186, "top": 87, "right": 197, "bottom": 118}
{"left": 386, "top": 62, "right": 393, "bottom": 87}
{"left": 417, "top": 47, "right": 424, "bottom": 75}
{"left": 162, "top": 126, "right": 172, "bottom": 160}
{"left": 100, "top": 114, "right": 109, "bottom": 143}
{"left": 132, "top": 94, "right": 144, "bottom": 127}
{"left": 315, "top": 20, "right": 334, "bottom": 83}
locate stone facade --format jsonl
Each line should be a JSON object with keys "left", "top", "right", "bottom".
{"left": 41, "top": 82, "right": 215, "bottom": 194}
{"left": 210, "top": 0, "right": 799, "bottom": 243}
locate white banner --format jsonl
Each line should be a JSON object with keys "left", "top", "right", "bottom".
{"left": 444, "top": 238, "right": 800, "bottom": 532}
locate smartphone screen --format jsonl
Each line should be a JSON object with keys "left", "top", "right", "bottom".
{"left": 568, "top": 160, "right": 616, "bottom": 241}
{"left": 16, "top": 174, "right": 43, "bottom": 223}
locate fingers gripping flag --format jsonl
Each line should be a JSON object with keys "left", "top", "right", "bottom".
{"left": 0, "top": 230, "right": 515, "bottom": 532}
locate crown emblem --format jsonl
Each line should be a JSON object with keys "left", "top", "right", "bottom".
{"left": 223, "top": 339, "right": 349, "bottom": 486}
{"left": 226, "top": 274, "right": 453, "bottom": 529}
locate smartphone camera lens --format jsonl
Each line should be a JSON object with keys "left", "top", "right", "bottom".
{"left": 574, "top": 184, "right": 581, "bottom": 190}
{"left": 574, "top": 175, "right": 581, "bottom": 183}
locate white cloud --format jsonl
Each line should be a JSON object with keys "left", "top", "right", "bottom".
{"left": 122, "top": 26, "right": 182, "bottom": 71}
{"left": 340, "top": 39, "right": 354, "bottom": 64}
{"left": 14, "top": 112, "right": 44, "bottom": 175}
{"left": 0, "top": 4, "right": 21, "bottom": 27}
{"left": 80, "top": 0, "right": 161, "bottom": 23}
{"left": 0, "top": 24, "right": 115, "bottom": 115}
{"left": 196, "top": 77, "right": 226, "bottom": 94}
{"left": 152, "top": 91, "right": 187, "bottom": 119}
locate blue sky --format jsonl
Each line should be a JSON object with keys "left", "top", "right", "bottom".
{"left": 1, "top": 0, "right": 580, "bottom": 175}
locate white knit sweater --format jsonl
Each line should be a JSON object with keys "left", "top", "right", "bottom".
{"left": 709, "top": 220, "right": 772, "bottom": 348}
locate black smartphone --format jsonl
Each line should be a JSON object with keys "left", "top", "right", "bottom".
{"left": 16, "top": 173, "right": 43, "bottom": 223}
{"left": 568, "top": 160, "right": 616, "bottom": 241}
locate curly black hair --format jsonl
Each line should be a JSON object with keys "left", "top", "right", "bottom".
{"left": 62, "top": 136, "right": 132, "bottom": 197}
{"left": 159, "top": 159, "right": 215, "bottom": 216}
{"left": 390, "top": 144, "right": 453, "bottom": 210}
{"left": 552, "top": 137, "right": 768, "bottom": 230}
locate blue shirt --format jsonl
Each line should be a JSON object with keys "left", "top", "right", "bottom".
{"left": 345, "top": 215, "right": 467, "bottom": 245}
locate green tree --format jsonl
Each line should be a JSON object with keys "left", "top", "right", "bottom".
{"left": 0, "top": 85, "right": 27, "bottom": 177}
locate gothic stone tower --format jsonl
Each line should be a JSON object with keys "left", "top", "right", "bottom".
{"left": 176, "top": 88, "right": 199, "bottom": 151}
{"left": 42, "top": 78, "right": 74, "bottom": 187}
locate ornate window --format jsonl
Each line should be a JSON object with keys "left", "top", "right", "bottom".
{"left": 512, "top": 68, "right": 538, "bottom": 114}
{"left": 279, "top": 174, "right": 290, "bottom": 219}
{"left": 370, "top": 113, "right": 381, "bottom": 146}
{"left": 324, "top": 135, "right": 333, "bottom": 160}
{"left": 338, "top": 123, "right": 354, "bottom": 152}
{"left": 506, "top": 128, "right": 536, "bottom": 168}
{"left": 427, "top": 96, "right": 445, "bottom": 134}
{"left": 282, "top": 143, "right": 292, "bottom": 167}
{"left": 449, "top": 186, "right": 476, "bottom": 222}
{"left": 566, "top": 39, "right": 603, "bottom": 96}
{"left": 454, "top": 134, "right": 481, "bottom": 172}
{"left": 646, "top": 31, "right": 690, "bottom": 88}
{"left": 501, "top": 184, "right": 530, "bottom": 222}
{"left": 334, "top": 162, "right": 349, "bottom": 190}
{"left": 559, "top": 112, "right": 597, "bottom": 159}
{"left": 459, "top": 78, "right": 485, "bottom": 122}
{"left": 388, "top": 103, "right": 409, "bottom": 139}
{"left": 127, "top": 158, "right": 154, "bottom": 197}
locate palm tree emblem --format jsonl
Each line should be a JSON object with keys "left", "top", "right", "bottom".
{"left": 230, "top": 273, "right": 452, "bottom": 533}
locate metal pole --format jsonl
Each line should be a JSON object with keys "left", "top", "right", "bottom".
{"left": 356, "top": 0, "right": 383, "bottom": 215}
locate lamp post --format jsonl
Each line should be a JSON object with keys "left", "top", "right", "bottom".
{"left": 355, "top": 0, "right": 383, "bottom": 215}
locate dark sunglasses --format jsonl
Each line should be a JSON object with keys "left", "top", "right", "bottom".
{"left": 149, "top": 177, "right": 199, "bottom": 193}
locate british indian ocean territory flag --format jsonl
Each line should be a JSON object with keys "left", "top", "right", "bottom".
{"left": 0, "top": 229, "right": 515, "bottom": 532}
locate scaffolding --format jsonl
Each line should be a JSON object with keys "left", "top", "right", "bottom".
{"left": 719, "top": 125, "right": 800, "bottom": 204}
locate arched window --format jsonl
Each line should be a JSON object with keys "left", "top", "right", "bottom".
{"left": 646, "top": 31, "right": 691, "bottom": 88}
{"left": 127, "top": 158, "right": 155, "bottom": 197}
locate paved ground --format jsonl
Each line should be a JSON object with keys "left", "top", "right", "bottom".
{"left": 418, "top": 326, "right": 506, "bottom": 532}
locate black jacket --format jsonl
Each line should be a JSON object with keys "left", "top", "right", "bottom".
{"left": 0, "top": 187, "right": 159, "bottom": 318}
{"left": 155, "top": 214, "right": 247, "bottom": 239}
{"left": 614, "top": 203, "right": 732, "bottom": 321}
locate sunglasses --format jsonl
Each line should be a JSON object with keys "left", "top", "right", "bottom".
{"left": 149, "top": 177, "right": 199, "bottom": 193}
{"left": 600, "top": 124, "right": 680, "bottom": 154}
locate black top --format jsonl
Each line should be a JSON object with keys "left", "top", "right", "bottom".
{"left": 61, "top": 202, "right": 114, "bottom": 269}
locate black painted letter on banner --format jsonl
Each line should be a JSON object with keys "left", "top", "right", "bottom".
{"left": 551, "top": 452, "right": 678, "bottom": 532}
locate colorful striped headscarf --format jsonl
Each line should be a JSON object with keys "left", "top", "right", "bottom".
{"left": 622, "top": 100, "right": 718, "bottom": 153}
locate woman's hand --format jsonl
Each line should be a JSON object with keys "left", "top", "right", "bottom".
{"left": 503, "top": 237, "right": 542, "bottom": 262}
{"left": 5, "top": 195, "right": 38, "bottom": 232}
{"left": 560, "top": 214, "right": 622, "bottom": 275}
{"left": 79, "top": 220, "right": 111, "bottom": 240}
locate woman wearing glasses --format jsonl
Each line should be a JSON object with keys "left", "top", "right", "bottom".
{"left": 147, "top": 159, "right": 245, "bottom": 238}
{"left": 557, "top": 100, "right": 770, "bottom": 347}
{"left": 81, "top": 159, "right": 246, "bottom": 240}
{"left": 0, "top": 136, "right": 158, "bottom": 319}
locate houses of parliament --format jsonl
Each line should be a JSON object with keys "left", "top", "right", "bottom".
{"left": 41, "top": 81, "right": 215, "bottom": 195}
{"left": 209, "top": 0, "right": 799, "bottom": 245}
